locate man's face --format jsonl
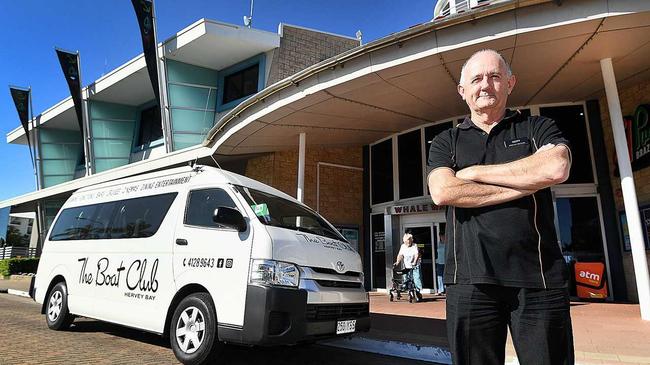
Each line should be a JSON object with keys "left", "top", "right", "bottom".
{"left": 458, "top": 52, "right": 516, "bottom": 115}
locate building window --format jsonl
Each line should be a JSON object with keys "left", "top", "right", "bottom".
{"left": 371, "top": 139, "right": 394, "bottom": 205}
{"left": 217, "top": 54, "right": 266, "bottom": 112}
{"left": 136, "top": 106, "right": 163, "bottom": 147}
{"left": 424, "top": 121, "right": 453, "bottom": 195}
{"left": 398, "top": 130, "right": 423, "bottom": 199}
{"left": 223, "top": 64, "right": 259, "bottom": 105}
{"left": 540, "top": 105, "right": 594, "bottom": 184}
{"left": 424, "top": 121, "right": 453, "bottom": 150}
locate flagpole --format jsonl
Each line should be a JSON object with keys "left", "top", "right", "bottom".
{"left": 150, "top": 0, "right": 172, "bottom": 153}
{"left": 28, "top": 87, "right": 43, "bottom": 252}
{"left": 76, "top": 51, "right": 92, "bottom": 177}
{"left": 27, "top": 87, "right": 39, "bottom": 189}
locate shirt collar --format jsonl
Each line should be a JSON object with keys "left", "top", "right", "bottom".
{"left": 457, "top": 109, "right": 520, "bottom": 130}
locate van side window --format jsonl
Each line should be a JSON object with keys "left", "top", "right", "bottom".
{"left": 49, "top": 193, "right": 177, "bottom": 241}
{"left": 49, "top": 205, "right": 100, "bottom": 241}
{"left": 185, "top": 188, "right": 237, "bottom": 228}
{"left": 108, "top": 194, "right": 178, "bottom": 239}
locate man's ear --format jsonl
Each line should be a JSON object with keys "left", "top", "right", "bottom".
{"left": 507, "top": 74, "right": 516, "bottom": 95}
{"left": 457, "top": 84, "right": 465, "bottom": 100}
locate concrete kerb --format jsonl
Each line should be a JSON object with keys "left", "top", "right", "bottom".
{"left": 7, "top": 289, "right": 30, "bottom": 298}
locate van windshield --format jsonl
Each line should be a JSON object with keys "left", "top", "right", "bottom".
{"left": 234, "top": 186, "right": 346, "bottom": 242}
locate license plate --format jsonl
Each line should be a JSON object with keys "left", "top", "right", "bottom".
{"left": 336, "top": 319, "right": 356, "bottom": 335}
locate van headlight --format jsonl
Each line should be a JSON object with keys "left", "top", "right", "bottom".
{"left": 249, "top": 259, "right": 300, "bottom": 287}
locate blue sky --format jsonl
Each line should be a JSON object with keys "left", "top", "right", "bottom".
{"left": 0, "top": 0, "right": 436, "bottom": 202}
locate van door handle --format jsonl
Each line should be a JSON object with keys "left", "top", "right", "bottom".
{"left": 176, "top": 238, "right": 188, "bottom": 246}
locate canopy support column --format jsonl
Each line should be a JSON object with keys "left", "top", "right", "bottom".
{"left": 297, "top": 133, "right": 306, "bottom": 203}
{"left": 601, "top": 57, "right": 650, "bottom": 320}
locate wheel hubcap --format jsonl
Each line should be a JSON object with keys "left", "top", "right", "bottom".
{"left": 47, "top": 290, "right": 63, "bottom": 322}
{"left": 175, "top": 306, "right": 206, "bottom": 354}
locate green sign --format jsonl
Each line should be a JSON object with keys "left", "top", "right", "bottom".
{"left": 625, "top": 104, "right": 650, "bottom": 170}
{"left": 251, "top": 203, "right": 269, "bottom": 217}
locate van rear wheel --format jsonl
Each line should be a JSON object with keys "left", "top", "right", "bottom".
{"left": 170, "top": 293, "right": 221, "bottom": 365}
{"left": 45, "top": 282, "right": 74, "bottom": 330}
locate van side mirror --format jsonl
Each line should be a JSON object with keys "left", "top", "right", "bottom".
{"left": 213, "top": 207, "right": 247, "bottom": 232}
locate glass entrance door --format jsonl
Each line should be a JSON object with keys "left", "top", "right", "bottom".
{"left": 404, "top": 224, "right": 436, "bottom": 292}
{"left": 554, "top": 195, "right": 611, "bottom": 298}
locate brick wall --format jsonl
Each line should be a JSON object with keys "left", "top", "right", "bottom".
{"left": 267, "top": 25, "right": 360, "bottom": 85}
{"left": 244, "top": 146, "right": 365, "bottom": 256}
{"left": 599, "top": 78, "right": 650, "bottom": 303}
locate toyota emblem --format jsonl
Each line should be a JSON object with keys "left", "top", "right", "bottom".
{"left": 336, "top": 261, "right": 345, "bottom": 273}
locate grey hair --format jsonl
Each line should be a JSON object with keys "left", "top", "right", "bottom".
{"left": 459, "top": 49, "right": 512, "bottom": 85}
{"left": 403, "top": 233, "right": 413, "bottom": 243}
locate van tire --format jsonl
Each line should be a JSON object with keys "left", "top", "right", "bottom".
{"left": 45, "top": 282, "right": 74, "bottom": 330}
{"left": 170, "top": 293, "right": 220, "bottom": 365}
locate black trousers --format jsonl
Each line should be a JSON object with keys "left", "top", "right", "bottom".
{"left": 446, "top": 284, "right": 574, "bottom": 365}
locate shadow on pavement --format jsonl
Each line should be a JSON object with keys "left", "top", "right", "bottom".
{"left": 68, "top": 319, "right": 170, "bottom": 348}
{"left": 370, "top": 313, "right": 449, "bottom": 348}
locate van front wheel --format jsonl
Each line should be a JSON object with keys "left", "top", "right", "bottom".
{"left": 45, "top": 282, "right": 74, "bottom": 330}
{"left": 170, "top": 293, "right": 220, "bottom": 365}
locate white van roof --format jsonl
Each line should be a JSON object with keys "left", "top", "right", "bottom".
{"left": 71, "top": 165, "right": 300, "bottom": 205}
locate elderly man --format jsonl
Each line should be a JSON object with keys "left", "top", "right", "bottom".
{"left": 427, "top": 49, "right": 574, "bottom": 364}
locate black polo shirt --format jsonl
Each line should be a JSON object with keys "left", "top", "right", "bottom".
{"left": 428, "top": 110, "right": 570, "bottom": 289}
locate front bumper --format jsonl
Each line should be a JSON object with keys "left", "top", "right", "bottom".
{"left": 218, "top": 284, "right": 370, "bottom": 346}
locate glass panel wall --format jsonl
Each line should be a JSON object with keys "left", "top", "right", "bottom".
{"left": 39, "top": 129, "right": 83, "bottom": 188}
{"left": 398, "top": 130, "right": 423, "bottom": 199}
{"left": 167, "top": 60, "right": 218, "bottom": 151}
{"left": 89, "top": 101, "right": 137, "bottom": 173}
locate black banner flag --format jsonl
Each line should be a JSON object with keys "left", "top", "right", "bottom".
{"left": 9, "top": 86, "right": 31, "bottom": 147}
{"left": 55, "top": 48, "right": 84, "bottom": 134}
{"left": 131, "top": 0, "right": 161, "bottom": 106}
{"left": 9, "top": 85, "right": 37, "bottom": 171}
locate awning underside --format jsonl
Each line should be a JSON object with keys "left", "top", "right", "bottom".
{"left": 216, "top": 7, "right": 650, "bottom": 155}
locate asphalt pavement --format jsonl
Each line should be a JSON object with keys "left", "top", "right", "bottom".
{"left": 0, "top": 293, "right": 441, "bottom": 365}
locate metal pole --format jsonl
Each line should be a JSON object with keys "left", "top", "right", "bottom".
{"left": 77, "top": 52, "right": 93, "bottom": 176}
{"left": 600, "top": 57, "right": 650, "bottom": 320}
{"left": 249, "top": 0, "right": 254, "bottom": 27}
{"left": 151, "top": 1, "right": 173, "bottom": 153}
{"left": 297, "top": 133, "right": 306, "bottom": 203}
{"left": 28, "top": 87, "right": 40, "bottom": 190}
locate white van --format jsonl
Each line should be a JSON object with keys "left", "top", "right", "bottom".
{"left": 33, "top": 165, "right": 369, "bottom": 364}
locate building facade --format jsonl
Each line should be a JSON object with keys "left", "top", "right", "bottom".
{"left": 3, "top": 20, "right": 360, "bottom": 248}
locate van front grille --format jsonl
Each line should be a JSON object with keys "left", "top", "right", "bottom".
{"left": 310, "top": 267, "right": 361, "bottom": 278}
{"left": 315, "top": 280, "right": 362, "bottom": 289}
{"left": 306, "top": 303, "right": 369, "bottom": 321}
